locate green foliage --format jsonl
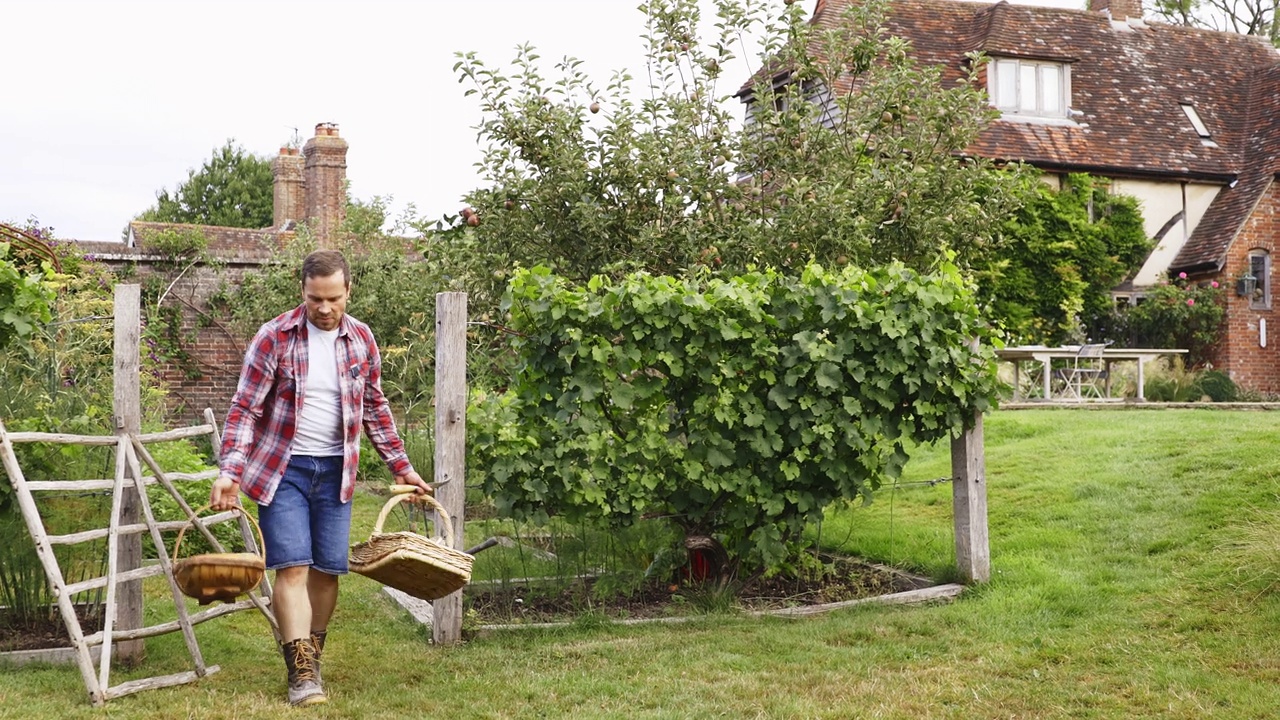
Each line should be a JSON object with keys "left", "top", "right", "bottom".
{"left": 134, "top": 140, "right": 273, "bottom": 229}
{"left": 442, "top": 0, "right": 1033, "bottom": 312}
{"left": 978, "top": 174, "right": 1151, "bottom": 345}
{"left": 470, "top": 262, "right": 1000, "bottom": 570}
{"left": 1140, "top": 358, "right": 1238, "bottom": 403}
{"left": 0, "top": 237, "right": 171, "bottom": 511}
{"left": 1113, "top": 274, "right": 1226, "bottom": 367}
{"left": 1197, "top": 368, "right": 1237, "bottom": 402}
{"left": 0, "top": 241, "right": 56, "bottom": 352}
{"left": 142, "top": 226, "right": 210, "bottom": 260}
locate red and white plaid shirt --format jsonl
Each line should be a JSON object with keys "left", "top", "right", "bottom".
{"left": 219, "top": 304, "right": 414, "bottom": 505}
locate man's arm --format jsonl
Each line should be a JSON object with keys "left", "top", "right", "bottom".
{"left": 211, "top": 326, "right": 280, "bottom": 509}
{"left": 360, "top": 334, "right": 431, "bottom": 495}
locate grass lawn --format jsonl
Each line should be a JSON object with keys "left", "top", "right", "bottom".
{"left": 4, "top": 408, "right": 1280, "bottom": 719}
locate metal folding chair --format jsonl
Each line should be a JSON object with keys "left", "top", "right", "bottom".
{"left": 1053, "top": 343, "right": 1110, "bottom": 399}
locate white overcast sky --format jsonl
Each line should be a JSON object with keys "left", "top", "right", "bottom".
{"left": 3, "top": 0, "right": 1082, "bottom": 242}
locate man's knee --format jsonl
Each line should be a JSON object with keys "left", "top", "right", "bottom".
{"left": 276, "top": 565, "right": 311, "bottom": 586}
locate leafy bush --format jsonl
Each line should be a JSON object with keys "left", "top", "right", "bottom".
{"left": 1111, "top": 274, "right": 1225, "bottom": 367}
{"left": 1197, "top": 369, "right": 1238, "bottom": 402}
{"left": 470, "top": 261, "right": 999, "bottom": 571}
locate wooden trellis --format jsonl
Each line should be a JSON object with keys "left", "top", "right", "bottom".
{"left": 0, "top": 411, "right": 275, "bottom": 706}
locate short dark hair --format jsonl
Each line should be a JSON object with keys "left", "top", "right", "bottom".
{"left": 302, "top": 250, "right": 350, "bottom": 287}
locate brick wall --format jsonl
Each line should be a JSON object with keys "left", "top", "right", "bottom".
{"left": 80, "top": 227, "right": 285, "bottom": 424}
{"left": 1207, "top": 180, "right": 1280, "bottom": 394}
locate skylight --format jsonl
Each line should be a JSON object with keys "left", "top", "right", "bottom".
{"left": 1180, "top": 103, "right": 1211, "bottom": 139}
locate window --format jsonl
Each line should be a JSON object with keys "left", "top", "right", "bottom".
{"left": 747, "top": 76, "right": 837, "bottom": 130}
{"left": 1249, "top": 251, "right": 1271, "bottom": 309}
{"left": 988, "top": 58, "right": 1070, "bottom": 118}
{"left": 1180, "top": 103, "right": 1211, "bottom": 138}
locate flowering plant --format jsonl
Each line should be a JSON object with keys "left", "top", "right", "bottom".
{"left": 1115, "top": 272, "right": 1224, "bottom": 367}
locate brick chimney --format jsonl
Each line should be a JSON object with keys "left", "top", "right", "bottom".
{"left": 302, "top": 122, "right": 348, "bottom": 247}
{"left": 1090, "top": 0, "right": 1144, "bottom": 20}
{"left": 271, "top": 146, "right": 304, "bottom": 229}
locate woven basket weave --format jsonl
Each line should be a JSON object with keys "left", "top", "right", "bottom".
{"left": 349, "top": 489, "right": 473, "bottom": 601}
{"left": 172, "top": 505, "right": 266, "bottom": 606}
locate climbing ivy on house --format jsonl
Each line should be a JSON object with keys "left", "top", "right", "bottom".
{"left": 469, "top": 262, "right": 1000, "bottom": 571}
{"left": 976, "top": 174, "right": 1150, "bottom": 345}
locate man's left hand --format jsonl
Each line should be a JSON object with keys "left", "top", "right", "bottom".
{"left": 394, "top": 470, "right": 433, "bottom": 496}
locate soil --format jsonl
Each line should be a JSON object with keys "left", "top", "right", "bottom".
{"left": 464, "top": 556, "right": 934, "bottom": 625}
{"left": 0, "top": 605, "right": 105, "bottom": 653}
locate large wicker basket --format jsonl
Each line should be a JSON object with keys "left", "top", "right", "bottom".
{"left": 172, "top": 505, "right": 266, "bottom": 606}
{"left": 349, "top": 487, "right": 473, "bottom": 601}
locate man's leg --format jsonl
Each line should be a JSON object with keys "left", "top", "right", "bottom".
{"left": 274, "top": 566, "right": 313, "bottom": 642}
{"left": 308, "top": 568, "right": 339, "bottom": 633}
{"left": 259, "top": 456, "right": 327, "bottom": 706}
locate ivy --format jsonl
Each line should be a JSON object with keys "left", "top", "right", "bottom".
{"left": 470, "top": 262, "right": 1000, "bottom": 570}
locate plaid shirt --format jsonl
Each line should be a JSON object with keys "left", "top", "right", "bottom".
{"left": 219, "top": 304, "right": 413, "bottom": 505}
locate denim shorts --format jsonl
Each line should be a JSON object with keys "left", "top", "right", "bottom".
{"left": 257, "top": 455, "right": 351, "bottom": 575}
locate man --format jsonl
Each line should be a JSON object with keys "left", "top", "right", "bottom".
{"left": 210, "top": 249, "right": 430, "bottom": 707}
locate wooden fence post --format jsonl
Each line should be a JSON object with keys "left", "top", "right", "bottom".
{"left": 951, "top": 409, "right": 990, "bottom": 583}
{"left": 432, "top": 293, "right": 467, "bottom": 644}
{"left": 113, "top": 284, "right": 144, "bottom": 661}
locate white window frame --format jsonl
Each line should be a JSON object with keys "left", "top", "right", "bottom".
{"left": 988, "top": 57, "right": 1071, "bottom": 119}
{"left": 1249, "top": 250, "right": 1271, "bottom": 310}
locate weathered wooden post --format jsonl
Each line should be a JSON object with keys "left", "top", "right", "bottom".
{"left": 432, "top": 292, "right": 467, "bottom": 643}
{"left": 951, "top": 409, "right": 989, "bottom": 583}
{"left": 113, "top": 284, "right": 144, "bottom": 661}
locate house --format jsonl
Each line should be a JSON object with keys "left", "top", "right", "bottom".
{"left": 746, "top": 0, "right": 1280, "bottom": 393}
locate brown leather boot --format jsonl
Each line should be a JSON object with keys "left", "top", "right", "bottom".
{"left": 311, "top": 630, "right": 327, "bottom": 685}
{"left": 281, "top": 637, "right": 327, "bottom": 706}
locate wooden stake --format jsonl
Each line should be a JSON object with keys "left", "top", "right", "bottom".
{"left": 113, "top": 284, "right": 145, "bottom": 662}
{"left": 951, "top": 410, "right": 990, "bottom": 583}
{"left": 432, "top": 292, "right": 467, "bottom": 644}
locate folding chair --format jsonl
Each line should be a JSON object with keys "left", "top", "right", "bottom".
{"left": 1053, "top": 343, "right": 1110, "bottom": 400}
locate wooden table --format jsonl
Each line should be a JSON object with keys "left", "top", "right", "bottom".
{"left": 996, "top": 346, "right": 1189, "bottom": 401}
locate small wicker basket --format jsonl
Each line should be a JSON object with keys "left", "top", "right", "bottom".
{"left": 349, "top": 488, "right": 473, "bottom": 601}
{"left": 171, "top": 505, "right": 266, "bottom": 606}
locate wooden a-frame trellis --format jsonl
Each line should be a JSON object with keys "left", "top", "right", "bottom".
{"left": 0, "top": 412, "right": 277, "bottom": 705}
{"left": 0, "top": 285, "right": 275, "bottom": 706}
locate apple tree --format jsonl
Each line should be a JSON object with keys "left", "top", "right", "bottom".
{"left": 441, "top": 0, "right": 1034, "bottom": 308}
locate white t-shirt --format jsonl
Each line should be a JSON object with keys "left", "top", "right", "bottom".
{"left": 292, "top": 320, "right": 344, "bottom": 456}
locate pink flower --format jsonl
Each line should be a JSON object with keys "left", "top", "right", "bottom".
{"left": 1211, "top": 281, "right": 1219, "bottom": 288}
{"left": 1178, "top": 272, "right": 1188, "bottom": 279}
{"left": 1187, "top": 298, "right": 1195, "bottom": 306}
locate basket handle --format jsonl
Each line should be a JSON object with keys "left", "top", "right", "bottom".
{"left": 374, "top": 486, "right": 455, "bottom": 549}
{"left": 172, "top": 504, "right": 265, "bottom": 565}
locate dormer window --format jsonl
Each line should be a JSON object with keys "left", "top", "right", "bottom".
{"left": 988, "top": 58, "right": 1070, "bottom": 119}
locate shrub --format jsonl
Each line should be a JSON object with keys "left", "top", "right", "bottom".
{"left": 471, "top": 261, "right": 999, "bottom": 572}
{"left": 1112, "top": 274, "right": 1225, "bottom": 367}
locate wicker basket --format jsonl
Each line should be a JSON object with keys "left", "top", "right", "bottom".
{"left": 172, "top": 505, "right": 266, "bottom": 606}
{"left": 349, "top": 489, "right": 473, "bottom": 601}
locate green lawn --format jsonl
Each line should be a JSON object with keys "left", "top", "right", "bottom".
{"left": 4, "top": 409, "right": 1280, "bottom": 719}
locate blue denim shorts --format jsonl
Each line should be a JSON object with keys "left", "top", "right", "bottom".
{"left": 257, "top": 455, "right": 351, "bottom": 575}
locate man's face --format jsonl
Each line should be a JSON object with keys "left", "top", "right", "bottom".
{"left": 303, "top": 271, "right": 349, "bottom": 331}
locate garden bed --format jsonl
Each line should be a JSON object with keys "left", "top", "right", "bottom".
{"left": 464, "top": 556, "right": 935, "bottom": 625}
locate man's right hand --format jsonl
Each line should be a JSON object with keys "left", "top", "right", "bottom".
{"left": 210, "top": 475, "right": 241, "bottom": 511}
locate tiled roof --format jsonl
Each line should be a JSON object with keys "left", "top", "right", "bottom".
{"left": 745, "top": 0, "right": 1280, "bottom": 271}
{"left": 1171, "top": 65, "right": 1280, "bottom": 271}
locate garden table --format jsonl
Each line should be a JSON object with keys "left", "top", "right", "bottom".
{"left": 996, "top": 345, "right": 1188, "bottom": 401}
